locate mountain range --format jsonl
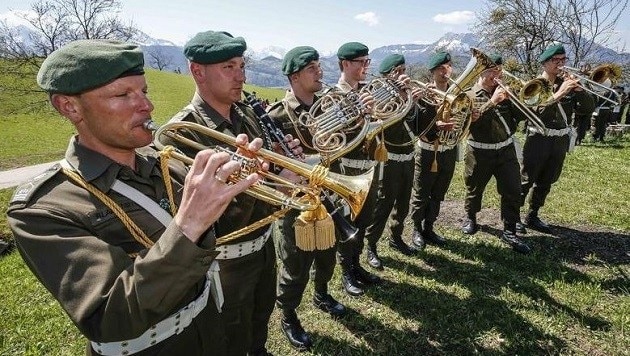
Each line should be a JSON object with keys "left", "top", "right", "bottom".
{"left": 2, "top": 9, "right": 629, "bottom": 88}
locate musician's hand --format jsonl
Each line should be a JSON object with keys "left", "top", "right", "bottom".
{"left": 411, "top": 87, "right": 424, "bottom": 101}
{"left": 490, "top": 86, "right": 508, "bottom": 105}
{"left": 359, "top": 92, "right": 375, "bottom": 114}
{"left": 471, "top": 109, "right": 481, "bottom": 122}
{"left": 286, "top": 134, "right": 304, "bottom": 157}
{"left": 555, "top": 76, "right": 580, "bottom": 99}
{"left": 436, "top": 120, "right": 455, "bottom": 131}
{"left": 175, "top": 147, "right": 260, "bottom": 243}
{"left": 277, "top": 168, "right": 302, "bottom": 195}
{"left": 396, "top": 74, "right": 411, "bottom": 85}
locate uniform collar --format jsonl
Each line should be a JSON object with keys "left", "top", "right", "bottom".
{"left": 191, "top": 91, "right": 236, "bottom": 130}
{"left": 284, "top": 90, "right": 317, "bottom": 112}
{"left": 472, "top": 82, "right": 490, "bottom": 97}
{"left": 64, "top": 135, "right": 159, "bottom": 191}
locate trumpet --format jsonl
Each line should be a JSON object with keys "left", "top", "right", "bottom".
{"left": 146, "top": 120, "right": 373, "bottom": 220}
{"left": 560, "top": 64, "right": 622, "bottom": 106}
{"left": 496, "top": 71, "right": 549, "bottom": 135}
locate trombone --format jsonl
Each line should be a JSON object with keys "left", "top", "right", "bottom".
{"left": 495, "top": 71, "right": 549, "bottom": 135}
{"left": 560, "top": 64, "right": 622, "bottom": 106}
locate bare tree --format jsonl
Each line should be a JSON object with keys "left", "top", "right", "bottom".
{"left": 474, "top": 0, "right": 628, "bottom": 76}
{"left": 146, "top": 47, "right": 173, "bottom": 71}
{"left": 0, "top": 0, "right": 139, "bottom": 113}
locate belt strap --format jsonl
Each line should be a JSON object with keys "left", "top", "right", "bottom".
{"left": 467, "top": 136, "right": 514, "bottom": 150}
{"left": 387, "top": 152, "right": 415, "bottom": 162}
{"left": 91, "top": 265, "right": 217, "bottom": 356}
{"left": 529, "top": 126, "right": 571, "bottom": 137}
{"left": 111, "top": 180, "right": 173, "bottom": 227}
{"left": 416, "top": 140, "right": 454, "bottom": 152}
{"left": 339, "top": 158, "right": 377, "bottom": 170}
{"left": 215, "top": 227, "right": 272, "bottom": 260}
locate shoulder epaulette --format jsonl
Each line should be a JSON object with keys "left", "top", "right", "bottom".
{"left": 9, "top": 163, "right": 62, "bottom": 205}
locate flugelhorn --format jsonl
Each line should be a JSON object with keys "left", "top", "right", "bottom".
{"left": 147, "top": 120, "right": 373, "bottom": 220}
{"left": 561, "top": 64, "right": 622, "bottom": 106}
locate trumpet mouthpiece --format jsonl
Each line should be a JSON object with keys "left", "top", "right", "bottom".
{"left": 143, "top": 119, "right": 158, "bottom": 131}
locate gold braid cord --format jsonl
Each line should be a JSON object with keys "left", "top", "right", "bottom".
{"left": 159, "top": 147, "right": 179, "bottom": 216}
{"left": 61, "top": 168, "right": 155, "bottom": 251}
{"left": 215, "top": 208, "right": 291, "bottom": 246}
{"left": 293, "top": 165, "right": 335, "bottom": 251}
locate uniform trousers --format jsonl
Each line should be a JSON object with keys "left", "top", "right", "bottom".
{"left": 219, "top": 237, "right": 276, "bottom": 356}
{"left": 464, "top": 144, "right": 521, "bottom": 226}
{"left": 410, "top": 147, "right": 457, "bottom": 231}
{"left": 364, "top": 158, "right": 415, "bottom": 248}
{"left": 521, "top": 133, "right": 569, "bottom": 212}
{"left": 275, "top": 209, "right": 336, "bottom": 311}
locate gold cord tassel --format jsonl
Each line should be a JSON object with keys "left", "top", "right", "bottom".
{"left": 430, "top": 141, "right": 439, "bottom": 173}
{"left": 374, "top": 130, "right": 388, "bottom": 162}
{"left": 294, "top": 203, "right": 335, "bottom": 251}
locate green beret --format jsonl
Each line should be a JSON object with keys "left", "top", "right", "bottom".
{"left": 428, "top": 51, "right": 451, "bottom": 71}
{"left": 489, "top": 54, "right": 503, "bottom": 66}
{"left": 337, "top": 42, "right": 369, "bottom": 60}
{"left": 538, "top": 44, "right": 566, "bottom": 63}
{"left": 184, "top": 30, "right": 247, "bottom": 64}
{"left": 378, "top": 54, "right": 405, "bottom": 74}
{"left": 282, "top": 46, "right": 319, "bottom": 75}
{"left": 37, "top": 39, "right": 144, "bottom": 95}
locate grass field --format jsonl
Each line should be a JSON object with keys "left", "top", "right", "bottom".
{"left": 0, "top": 67, "right": 628, "bottom": 355}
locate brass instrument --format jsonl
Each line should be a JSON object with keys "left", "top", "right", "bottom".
{"left": 497, "top": 71, "right": 550, "bottom": 135}
{"left": 147, "top": 120, "right": 373, "bottom": 220}
{"left": 432, "top": 47, "right": 495, "bottom": 148}
{"left": 298, "top": 77, "right": 414, "bottom": 164}
{"left": 561, "top": 64, "right": 622, "bottom": 106}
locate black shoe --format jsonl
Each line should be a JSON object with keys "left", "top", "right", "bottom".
{"left": 462, "top": 218, "right": 478, "bottom": 235}
{"left": 500, "top": 230, "right": 532, "bottom": 254}
{"left": 388, "top": 238, "right": 418, "bottom": 256}
{"left": 281, "top": 312, "right": 312, "bottom": 351}
{"left": 341, "top": 271, "right": 364, "bottom": 297}
{"left": 422, "top": 229, "right": 446, "bottom": 246}
{"left": 313, "top": 293, "right": 347, "bottom": 318}
{"left": 411, "top": 230, "right": 426, "bottom": 250}
{"left": 525, "top": 214, "right": 552, "bottom": 234}
{"left": 365, "top": 248, "right": 383, "bottom": 270}
{"left": 515, "top": 221, "right": 527, "bottom": 234}
{"left": 354, "top": 265, "right": 382, "bottom": 285}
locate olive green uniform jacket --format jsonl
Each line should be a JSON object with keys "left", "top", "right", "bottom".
{"left": 165, "top": 92, "right": 277, "bottom": 356}
{"left": 7, "top": 137, "right": 226, "bottom": 355}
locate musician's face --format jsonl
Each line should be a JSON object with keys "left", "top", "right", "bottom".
{"left": 293, "top": 60, "right": 323, "bottom": 93}
{"left": 543, "top": 54, "right": 567, "bottom": 75}
{"left": 194, "top": 57, "right": 246, "bottom": 105}
{"left": 345, "top": 56, "right": 370, "bottom": 81}
{"left": 481, "top": 66, "right": 502, "bottom": 88}
{"left": 432, "top": 62, "right": 452, "bottom": 82}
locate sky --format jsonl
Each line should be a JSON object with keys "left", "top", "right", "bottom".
{"left": 1, "top": 0, "right": 629, "bottom": 55}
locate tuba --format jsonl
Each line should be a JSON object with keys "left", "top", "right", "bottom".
{"left": 431, "top": 47, "right": 495, "bottom": 148}
{"left": 147, "top": 120, "right": 373, "bottom": 221}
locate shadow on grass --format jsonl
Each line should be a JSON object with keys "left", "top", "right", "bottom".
{"left": 366, "top": 231, "right": 615, "bottom": 354}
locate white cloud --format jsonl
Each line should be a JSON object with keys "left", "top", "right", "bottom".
{"left": 433, "top": 10, "right": 475, "bottom": 25}
{"left": 354, "top": 12, "right": 379, "bottom": 26}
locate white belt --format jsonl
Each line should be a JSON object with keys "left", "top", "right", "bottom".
{"left": 340, "top": 158, "right": 377, "bottom": 170}
{"left": 529, "top": 126, "right": 571, "bottom": 137}
{"left": 468, "top": 136, "right": 514, "bottom": 150}
{"left": 416, "top": 140, "right": 454, "bottom": 152}
{"left": 91, "top": 263, "right": 220, "bottom": 355}
{"left": 387, "top": 151, "right": 415, "bottom": 162}
{"left": 215, "top": 227, "right": 272, "bottom": 260}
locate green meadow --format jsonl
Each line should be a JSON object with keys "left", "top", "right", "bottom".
{"left": 0, "top": 68, "right": 628, "bottom": 355}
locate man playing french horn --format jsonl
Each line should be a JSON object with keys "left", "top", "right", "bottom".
{"left": 163, "top": 30, "right": 304, "bottom": 356}
{"left": 462, "top": 54, "right": 532, "bottom": 254}
{"left": 266, "top": 46, "right": 347, "bottom": 352}
{"left": 364, "top": 53, "right": 426, "bottom": 270}
{"left": 410, "top": 51, "right": 457, "bottom": 250}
